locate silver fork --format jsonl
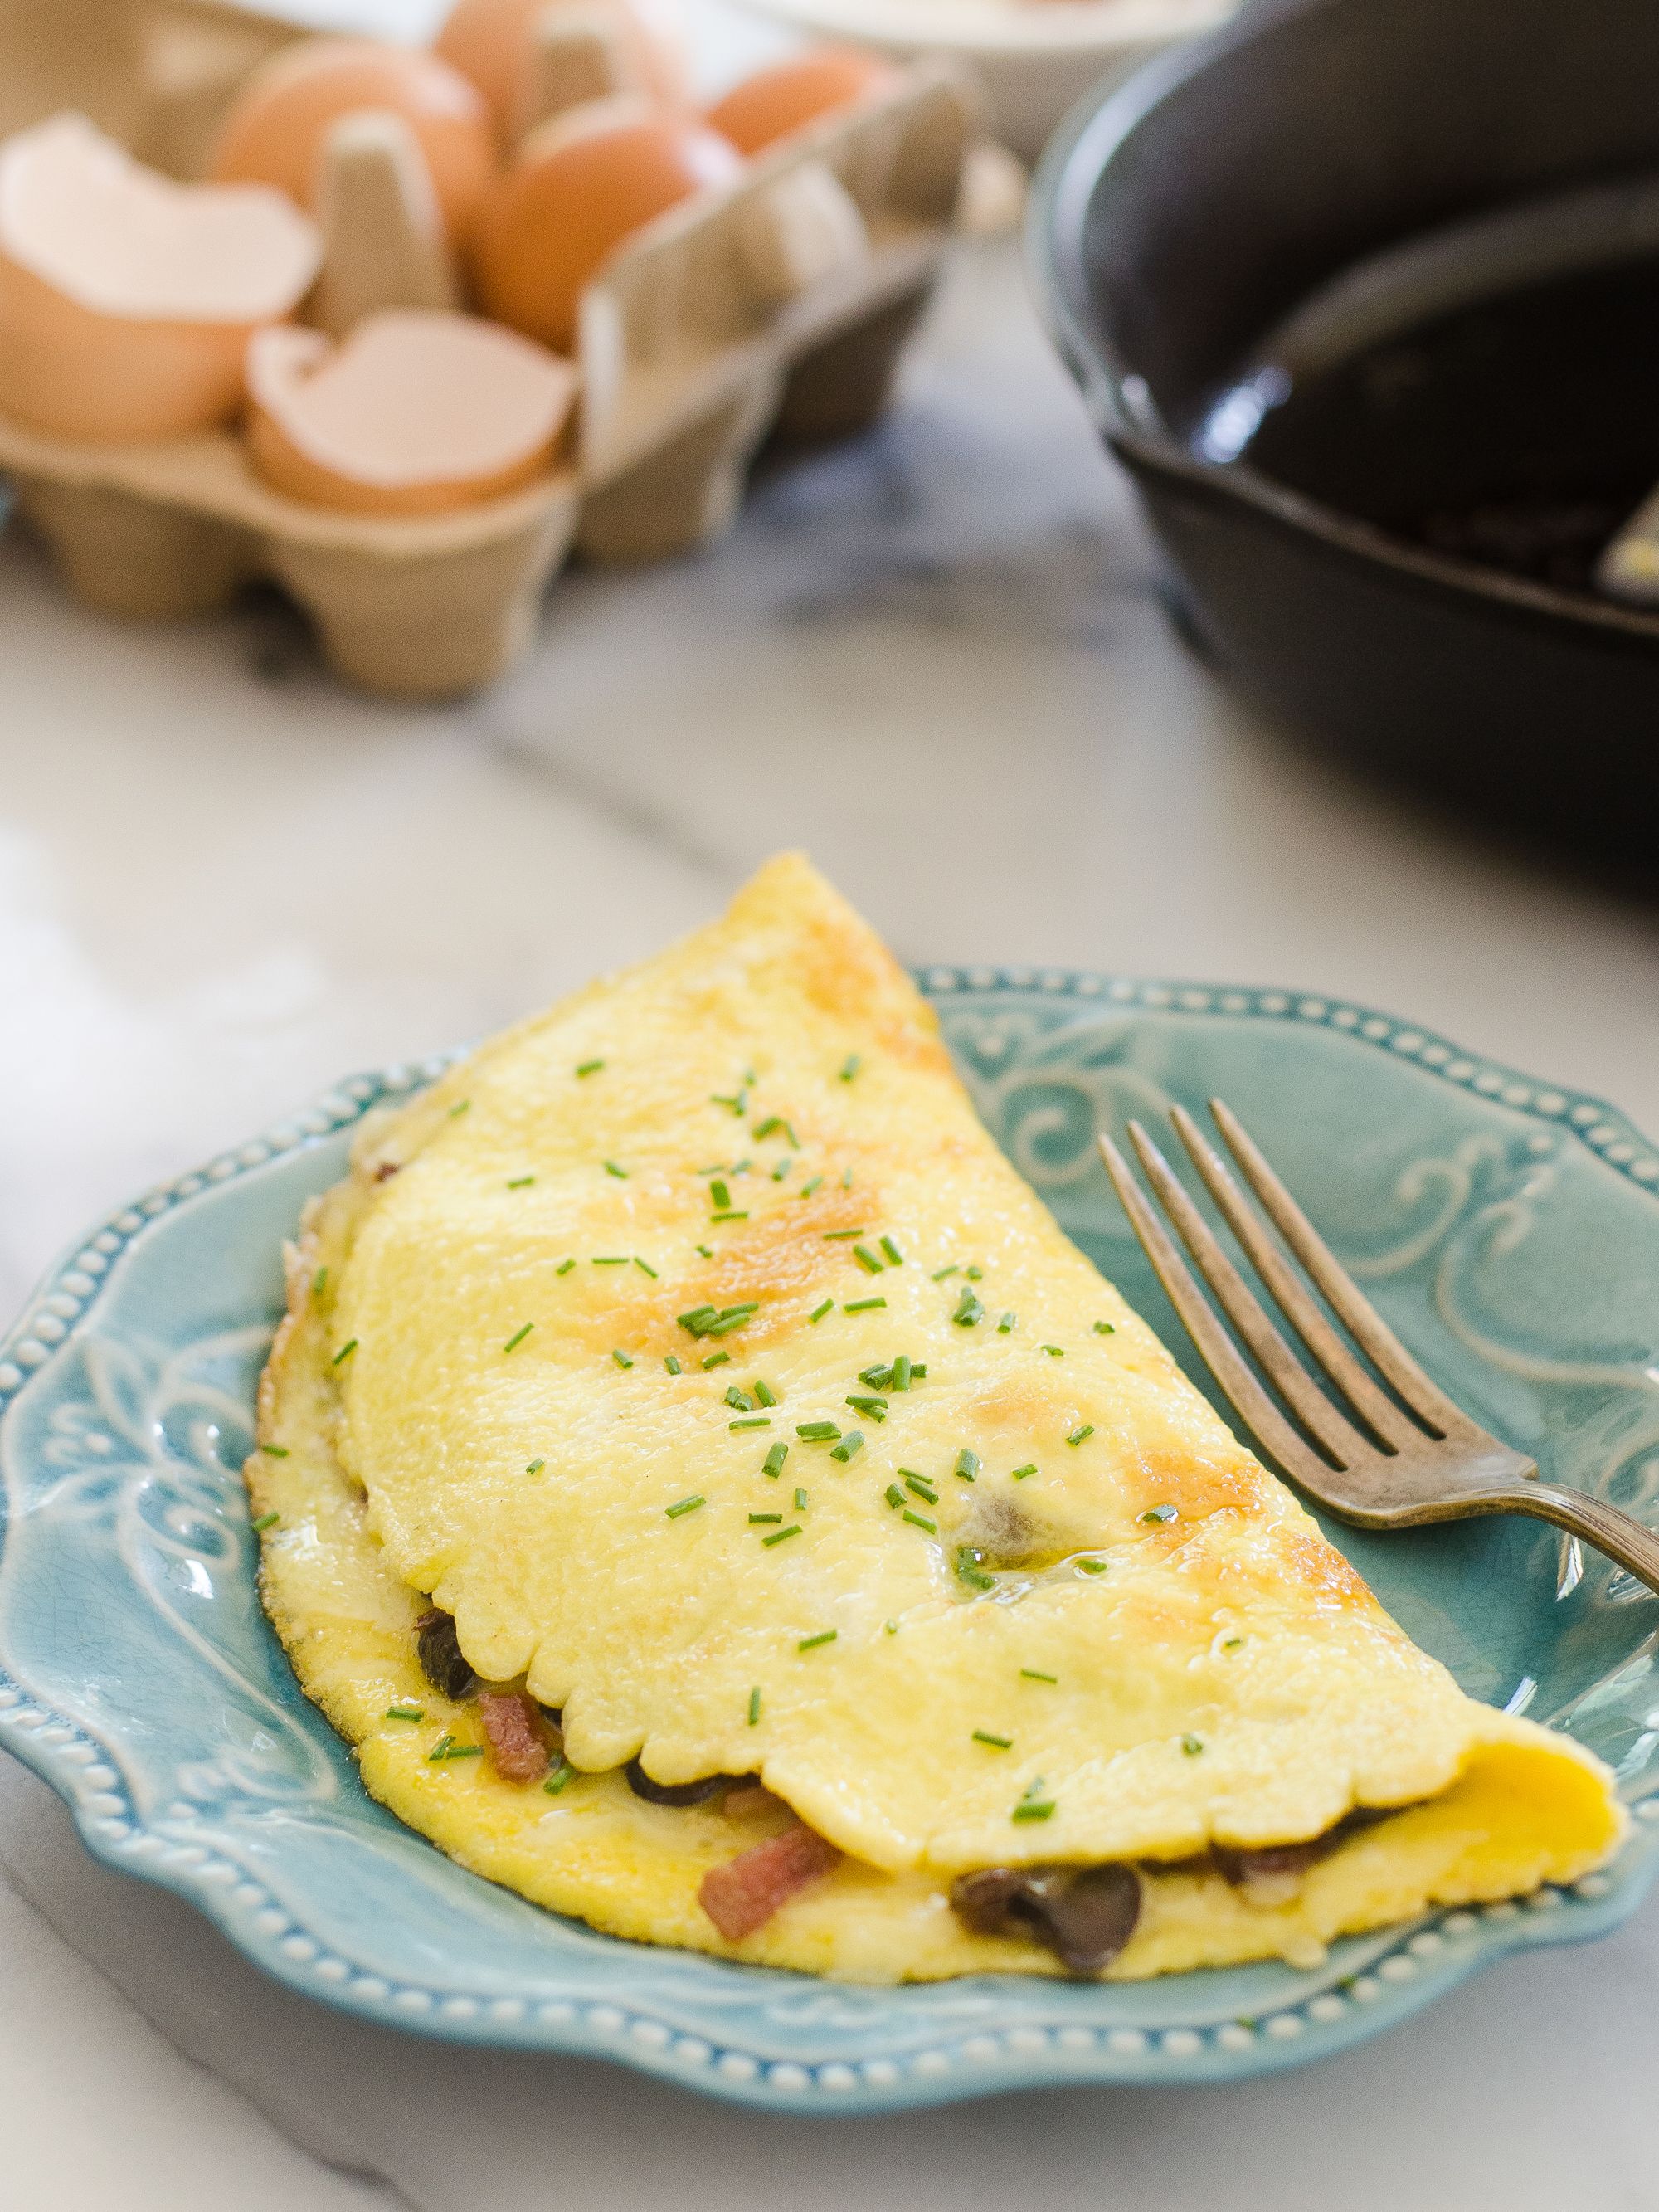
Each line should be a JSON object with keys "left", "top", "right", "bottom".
{"left": 1098, "top": 1099, "right": 1659, "bottom": 1596}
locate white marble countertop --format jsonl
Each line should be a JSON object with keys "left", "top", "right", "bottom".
{"left": 6, "top": 144, "right": 1659, "bottom": 2212}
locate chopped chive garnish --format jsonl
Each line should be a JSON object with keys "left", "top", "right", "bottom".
{"left": 839, "top": 1055, "right": 860, "bottom": 1083}
{"left": 557, "top": 1258, "right": 577, "bottom": 1275}
{"left": 797, "top": 1420, "right": 840, "bottom": 1440}
{"left": 702, "top": 1352, "right": 731, "bottom": 1370}
{"left": 710, "top": 1090, "right": 748, "bottom": 1115}
{"left": 891, "top": 1354, "right": 912, "bottom": 1391}
{"left": 763, "top": 1524, "right": 802, "bottom": 1547}
{"left": 332, "top": 1338, "right": 358, "bottom": 1365}
{"left": 1011, "top": 1463, "right": 1037, "bottom": 1481}
{"left": 861, "top": 1362, "right": 893, "bottom": 1390}
{"left": 679, "top": 1305, "right": 718, "bottom": 1333}
{"left": 633, "top": 1256, "right": 658, "bottom": 1279}
{"left": 312, "top": 1267, "right": 328, "bottom": 1296}
{"left": 771, "top": 1159, "right": 791, "bottom": 1180}
{"left": 800, "top": 1176, "right": 824, "bottom": 1199}
{"left": 972, "top": 1731, "right": 1013, "bottom": 1750}
{"left": 763, "top": 1441, "right": 789, "bottom": 1477}
{"left": 997, "top": 1312, "right": 1016, "bottom": 1333}
{"left": 593, "top": 1256, "right": 630, "bottom": 1266}
{"left": 951, "top": 1289, "right": 984, "bottom": 1327}
{"left": 604, "top": 1160, "right": 628, "bottom": 1179}
{"left": 251, "top": 1510, "right": 280, "bottom": 1532}
{"left": 1182, "top": 1734, "right": 1204, "bottom": 1756}
{"left": 966, "top": 1266, "right": 984, "bottom": 1282}
{"left": 1042, "top": 1344, "right": 1064, "bottom": 1358}
{"left": 664, "top": 1355, "right": 683, "bottom": 1376}
{"left": 799, "top": 1629, "right": 838, "bottom": 1651}
{"left": 956, "top": 1545, "right": 995, "bottom": 1591}
{"left": 1221, "top": 1635, "right": 1243, "bottom": 1649}
{"left": 748, "top": 1688, "right": 762, "bottom": 1725}
{"left": 750, "top": 1513, "right": 784, "bottom": 1525}
{"left": 878, "top": 1237, "right": 903, "bottom": 1269}
{"left": 753, "top": 1116, "right": 799, "bottom": 1145}
{"left": 1068, "top": 1424, "right": 1095, "bottom": 1446}
{"left": 885, "top": 1619, "right": 898, "bottom": 1634}
{"left": 711, "top": 1211, "right": 750, "bottom": 1223}
{"left": 1020, "top": 1669, "right": 1058, "bottom": 1684}
{"left": 576, "top": 1060, "right": 605, "bottom": 1077}
{"left": 842, "top": 1168, "right": 854, "bottom": 1189}
{"left": 385, "top": 1703, "right": 425, "bottom": 1721}
{"left": 903, "top": 1510, "right": 937, "bottom": 1532}
{"left": 503, "top": 1323, "right": 533, "bottom": 1353}
{"left": 1012, "top": 1800, "right": 1055, "bottom": 1823}
{"left": 730, "top": 1417, "right": 771, "bottom": 1430}
{"left": 444, "top": 1745, "right": 484, "bottom": 1761}
{"left": 852, "top": 1244, "right": 885, "bottom": 1275}
{"left": 955, "top": 1449, "right": 980, "bottom": 1483}
{"left": 931, "top": 1264, "right": 960, "bottom": 1282}
{"left": 904, "top": 1474, "right": 938, "bottom": 1503}
{"left": 427, "top": 1734, "right": 455, "bottom": 1761}
{"left": 611, "top": 1348, "right": 634, "bottom": 1369}
{"left": 912, "top": 1362, "right": 927, "bottom": 1379}
{"left": 544, "top": 1761, "right": 574, "bottom": 1794}
{"left": 830, "top": 1431, "right": 864, "bottom": 1463}
{"left": 711, "top": 1179, "right": 731, "bottom": 1209}
{"left": 526, "top": 1457, "right": 545, "bottom": 1475}
{"left": 809, "top": 1298, "right": 834, "bottom": 1323}
{"left": 697, "top": 1245, "right": 713, "bottom": 1259}
{"left": 665, "top": 1494, "right": 705, "bottom": 1519}
{"left": 823, "top": 1229, "right": 865, "bottom": 1241}
{"left": 703, "top": 1305, "right": 758, "bottom": 1334}
{"left": 885, "top": 1483, "right": 906, "bottom": 1510}
{"left": 794, "top": 1487, "right": 809, "bottom": 1510}
{"left": 1140, "top": 1503, "right": 1178, "bottom": 1523}
{"left": 1078, "top": 1558, "right": 1108, "bottom": 1575}
{"left": 260, "top": 1445, "right": 289, "bottom": 1457}
{"left": 844, "top": 1297, "right": 886, "bottom": 1313}
{"left": 846, "top": 1394, "right": 888, "bottom": 1420}
{"left": 448, "top": 1099, "right": 470, "bottom": 1117}
{"left": 1094, "top": 1320, "right": 1117, "bottom": 1335}
{"left": 754, "top": 1380, "right": 776, "bottom": 1407}
{"left": 727, "top": 1386, "right": 753, "bottom": 1411}
{"left": 507, "top": 1175, "right": 536, "bottom": 1189}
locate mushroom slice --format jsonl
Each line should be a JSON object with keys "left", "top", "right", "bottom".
{"left": 951, "top": 1862, "right": 1142, "bottom": 1976}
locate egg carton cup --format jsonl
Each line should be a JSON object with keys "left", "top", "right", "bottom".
{"left": 0, "top": 4, "right": 978, "bottom": 697}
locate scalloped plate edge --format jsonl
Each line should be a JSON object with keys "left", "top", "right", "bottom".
{"left": 2, "top": 967, "right": 1658, "bottom": 2111}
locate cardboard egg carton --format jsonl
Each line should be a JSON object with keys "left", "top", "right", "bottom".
{"left": 0, "top": 0, "right": 979, "bottom": 696}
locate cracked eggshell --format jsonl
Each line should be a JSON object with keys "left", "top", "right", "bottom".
{"left": 435, "top": 0, "right": 689, "bottom": 145}
{"left": 470, "top": 97, "right": 742, "bottom": 353}
{"left": 0, "top": 113, "right": 320, "bottom": 441}
{"left": 208, "top": 37, "right": 497, "bottom": 245}
{"left": 246, "top": 309, "right": 577, "bottom": 515}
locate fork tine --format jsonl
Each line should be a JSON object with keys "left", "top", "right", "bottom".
{"left": 1208, "top": 1098, "right": 1481, "bottom": 1440}
{"left": 1125, "top": 1122, "right": 1377, "bottom": 1469}
{"left": 1167, "top": 1104, "right": 1420, "bottom": 1450}
{"left": 1097, "top": 1132, "right": 1338, "bottom": 1488}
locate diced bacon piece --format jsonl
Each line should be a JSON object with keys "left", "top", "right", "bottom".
{"left": 479, "top": 1691, "right": 549, "bottom": 1782}
{"left": 699, "top": 1822, "right": 839, "bottom": 1941}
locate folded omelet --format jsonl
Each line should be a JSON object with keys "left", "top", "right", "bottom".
{"left": 251, "top": 855, "right": 1623, "bottom": 1981}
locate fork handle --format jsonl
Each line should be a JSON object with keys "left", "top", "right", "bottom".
{"left": 1470, "top": 1484, "right": 1659, "bottom": 1597}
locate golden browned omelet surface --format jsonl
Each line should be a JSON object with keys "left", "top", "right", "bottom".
{"left": 249, "top": 854, "right": 1623, "bottom": 1981}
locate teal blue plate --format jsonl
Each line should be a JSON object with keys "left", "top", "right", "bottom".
{"left": 3, "top": 969, "right": 1658, "bottom": 2110}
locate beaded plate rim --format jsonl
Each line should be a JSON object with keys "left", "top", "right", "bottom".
{"left": 1, "top": 965, "right": 1656, "bottom": 2113}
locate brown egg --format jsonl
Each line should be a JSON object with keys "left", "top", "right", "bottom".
{"left": 435, "top": 0, "right": 688, "bottom": 146}
{"left": 471, "top": 100, "right": 741, "bottom": 353}
{"left": 0, "top": 114, "right": 319, "bottom": 441}
{"left": 246, "top": 310, "right": 577, "bottom": 515}
{"left": 706, "top": 48, "right": 894, "bottom": 157}
{"left": 208, "top": 37, "right": 495, "bottom": 243}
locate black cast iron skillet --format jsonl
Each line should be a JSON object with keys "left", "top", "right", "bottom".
{"left": 1029, "top": 0, "right": 1659, "bottom": 871}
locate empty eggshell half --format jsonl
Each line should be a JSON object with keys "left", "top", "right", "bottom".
{"left": 435, "top": 0, "right": 688, "bottom": 146}
{"left": 246, "top": 309, "right": 577, "bottom": 515}
{"left": 0, "top": 113, "right": 320, "bottom": 441}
